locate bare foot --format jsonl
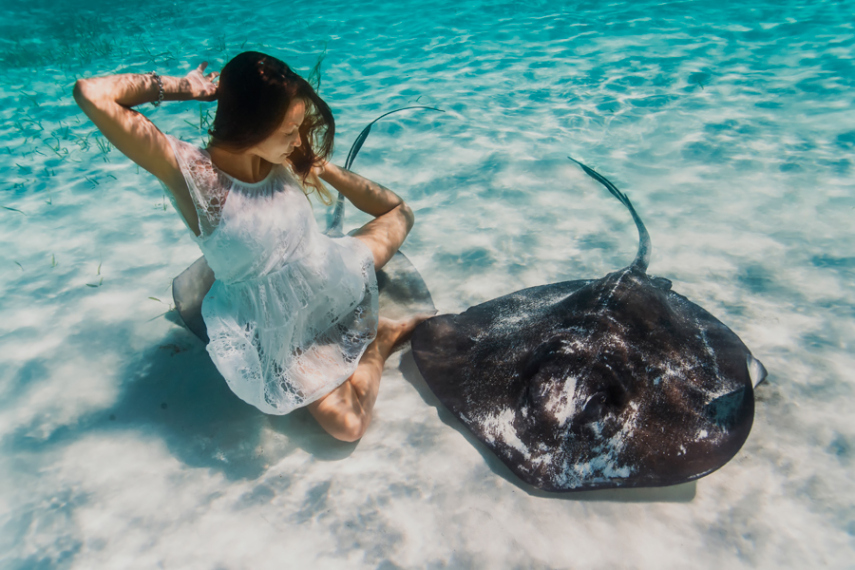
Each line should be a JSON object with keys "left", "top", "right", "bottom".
{"left": 375, "top": 314, "right": 434, "bottom": 356}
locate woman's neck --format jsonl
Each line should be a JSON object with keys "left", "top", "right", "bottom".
{"left": 207, "top": 144, "right": 273, "bottom": 184}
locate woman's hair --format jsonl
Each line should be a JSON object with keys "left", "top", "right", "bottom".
{"left": 209, "top": 51, "right": 335, "bottom": 204}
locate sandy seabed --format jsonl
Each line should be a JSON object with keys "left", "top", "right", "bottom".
{"left": 1, "top": 0, "right": 853, "bottom": 568}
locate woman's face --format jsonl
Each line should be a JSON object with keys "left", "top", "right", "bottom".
{"left": 250, "top": 98, "right": 306, "bottom": 164}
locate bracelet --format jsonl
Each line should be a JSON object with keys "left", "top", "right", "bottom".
{"left": 148, "top": 71, "right": 164, "bottom": 107}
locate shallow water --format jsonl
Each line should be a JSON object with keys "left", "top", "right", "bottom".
{"left": 1, "top": 0, "right": 854, "bottom": 567}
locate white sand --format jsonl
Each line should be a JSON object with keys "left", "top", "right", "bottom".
{"left": 1, "top": 0, "right": 853, "bottom": 568}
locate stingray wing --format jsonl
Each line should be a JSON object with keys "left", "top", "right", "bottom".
{"left": 412, "top": 269, "right": 758, "bottom": 492}
{"left": 412, "top": 279, "right": 591, "bottom": 413}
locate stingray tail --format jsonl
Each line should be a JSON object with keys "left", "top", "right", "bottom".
{"left": 567, "top": 157, "right": 651, "bottom": 272}
{"left": 325, "top": 105, "right": 445, "bottom": 237}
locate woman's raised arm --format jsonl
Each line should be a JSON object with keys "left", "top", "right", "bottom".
{"left": 316, "top": 161, "right": 410, "bottom": 219}
{"left": 72, "top": 63, "right": 218, "bottom": 192}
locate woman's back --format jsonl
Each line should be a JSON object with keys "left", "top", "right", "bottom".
{"left": 166, "top": 135, "right": 318, "bottom": 283}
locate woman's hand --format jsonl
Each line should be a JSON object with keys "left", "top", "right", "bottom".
{"left": 184, "top": 62, "right": 219, "bottom": 101}
{"left": 312, "top": 158, "right": 331, "bottom": 179}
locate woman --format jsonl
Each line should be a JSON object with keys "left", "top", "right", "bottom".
{"left": 74, "top": 51, "right": 425, "bottom": 442}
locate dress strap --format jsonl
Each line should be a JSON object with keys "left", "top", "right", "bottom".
{"left": 165, "top": 134, "right": 231, "bottom": 238}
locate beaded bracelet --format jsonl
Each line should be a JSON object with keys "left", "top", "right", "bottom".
{"left": 148, "top": 71, "right": 164, "bottom": 107}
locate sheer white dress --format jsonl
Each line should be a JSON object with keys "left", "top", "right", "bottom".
{"left": 164, "top": 135, "right": 379, "bottom": 415}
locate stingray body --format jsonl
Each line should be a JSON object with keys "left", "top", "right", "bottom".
{"left": 411, "top": 159, "right": 766, "bottom": 492}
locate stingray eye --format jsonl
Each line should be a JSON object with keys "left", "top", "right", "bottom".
{"left": 521, "top": 338, "right": 565, "bottom": 380}
{"left": 579, "top": 392, "right": 608, "bottom": 423}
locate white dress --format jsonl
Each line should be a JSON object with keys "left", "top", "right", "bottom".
{"left": 164, "top": 135, "right": 379, "bottom": 415}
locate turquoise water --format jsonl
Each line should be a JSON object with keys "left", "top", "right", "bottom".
{"left": 1, "top": 0, "right": 854, "bottom": 567}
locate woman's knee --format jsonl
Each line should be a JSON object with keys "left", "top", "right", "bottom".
{"left": 318, "top": 409, "right": 367, "bottom": 442}
{"left": 308, "top": 398, "right": 369, "bottom": 442}
{"left": 335, "top": 412, "right": 368, "bottom": 442}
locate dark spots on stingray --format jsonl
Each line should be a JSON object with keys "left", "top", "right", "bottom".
{"left": 109, "top": 414, "right": 116, "bottom": 421}
{"left": 160, "top": 402, "right": 168, "bottom": 410}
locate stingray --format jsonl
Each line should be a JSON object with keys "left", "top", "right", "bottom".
{"left": 411, "top": 159, "right": 767, "bottom": 492}
{"left": 172, "top": 107, "right": 441, "bottom": 343}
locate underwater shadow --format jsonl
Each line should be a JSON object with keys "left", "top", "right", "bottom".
{"left": 398, "top": 350, "right": 696, "bottom": 503}
{"left": 105, "top": 319, "right": 361, "bottom": 480}
{"left": 3, "top": 316, "right": 360, "bottom": 482}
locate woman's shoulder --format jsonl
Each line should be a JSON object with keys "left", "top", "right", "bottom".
{"left": 164, "top": 134, "right": 209, "bottom": 162}
{"left": 164, "top": 134, "right": 221, "bottom": 182}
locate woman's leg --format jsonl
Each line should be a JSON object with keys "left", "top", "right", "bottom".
{"left": 307, "top": 316, "right": 425, "bottom": 442}
{"left": 309, "top": 168, "right": 419, "bottom": 440}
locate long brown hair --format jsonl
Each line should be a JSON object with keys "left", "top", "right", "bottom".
{"left": 209, "top": 51, "right": 335, "bottom": 204}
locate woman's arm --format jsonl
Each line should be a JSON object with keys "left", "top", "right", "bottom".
{"left": 316, "top": 161, "right": 408, "bottom": 218}
{"left": 72, "top": 63, "right": 218, "bottom": 192}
